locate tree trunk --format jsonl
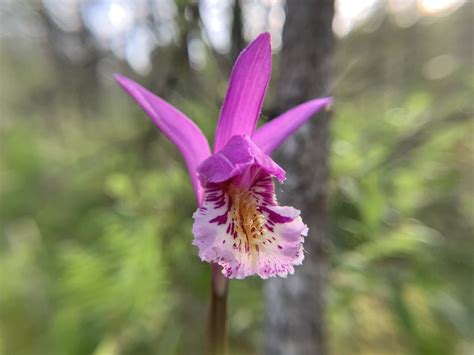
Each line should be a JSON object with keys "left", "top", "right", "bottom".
{"left": 264, "top": 1, "right": 335, "bottom": 355}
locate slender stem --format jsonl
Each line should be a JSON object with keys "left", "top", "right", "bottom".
{"left": 208, "top": 263, "right": 229, "bottom": 355}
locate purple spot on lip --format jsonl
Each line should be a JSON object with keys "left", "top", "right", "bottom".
{"left": 210, "top": 213, "right": 228, "bottom": 225}
{"left": 261, "top": 206, "right": 293, "bottom": 224}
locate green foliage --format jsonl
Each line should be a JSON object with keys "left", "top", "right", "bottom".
{"left": 328, "top": 18, "right": 473, "bottom": 352}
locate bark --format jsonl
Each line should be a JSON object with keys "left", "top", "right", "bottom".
{"left": 264, "top": 1, "right": 335, "bottom": 355}
{"left": 231, "top": 0, "right": 245, "bottom": 61}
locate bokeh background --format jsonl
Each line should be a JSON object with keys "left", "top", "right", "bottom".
{"left": 0, "top": 0, "right": 472, "bottom": 354}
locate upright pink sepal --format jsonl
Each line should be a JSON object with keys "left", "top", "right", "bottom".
{"left": 213, "top": 33, "right": 272, "bottom": 152}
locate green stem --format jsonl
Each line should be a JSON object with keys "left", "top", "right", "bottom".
{"left": 209, "top": 264, "right": 229, "bottom": 355}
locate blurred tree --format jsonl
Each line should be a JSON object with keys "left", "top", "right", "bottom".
{"left": 37, "top": 1, "right": 101, "bottom": 112}
{"left": 264, "top": 0, "right": 334, "bottom": 354}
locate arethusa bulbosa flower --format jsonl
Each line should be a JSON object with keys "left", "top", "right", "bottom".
{"left": 114, "top": 32, "right": 332, "bottom": 279}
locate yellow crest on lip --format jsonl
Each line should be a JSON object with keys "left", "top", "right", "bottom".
{"left": 228, "top": 185, "right": 267, "bottom": 255}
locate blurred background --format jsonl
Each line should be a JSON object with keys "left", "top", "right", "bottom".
{"left": 0, "top": 0, "right": 472, "bottom": 354}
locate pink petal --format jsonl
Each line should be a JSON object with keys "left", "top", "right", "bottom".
{"left": 252, "top": 97, "right": 333, "bottom": 154}
{"left": 192, "top": 172, "right": 307, "bottom": 279}
{"left": 213, "top": 32, "right": 272, "bottom": 152}
{"left": 114, "top": 74, "right": 211, "bottom": 205}
{"left": 197, "top": 135, "right": 285, "bottom": 187}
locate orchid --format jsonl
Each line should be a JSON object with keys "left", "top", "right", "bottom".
{"left": 114, "top": 32, "right": 331, "bottom": 280}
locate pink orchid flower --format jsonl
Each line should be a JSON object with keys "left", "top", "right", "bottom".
{"left": 114, "top": 32, "right": 332, "bottom": 279}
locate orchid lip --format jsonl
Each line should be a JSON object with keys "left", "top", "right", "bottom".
{"left": 193, "top": 170, "right": 307, "bottom": 279}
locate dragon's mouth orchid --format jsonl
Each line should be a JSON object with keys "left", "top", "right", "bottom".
{"left": 114, "top": 32, "right": 332, "bottom": 279}
{"left": 193, "top": 135, "right": 308, "bottom": 279}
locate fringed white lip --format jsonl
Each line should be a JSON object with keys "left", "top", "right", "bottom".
{"left": 193, "top": 166, "right": 307, "bottom": 279}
